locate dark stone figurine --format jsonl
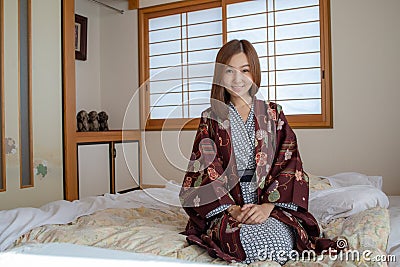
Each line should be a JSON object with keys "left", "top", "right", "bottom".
{"left": 77, "top": 110, "right": 89, "bottom": 132}
{"left": 98, "top": 111, "right": 109, "bottom": 131}
{"left": 88, "top": 111, "right": 100, "bottom": 131}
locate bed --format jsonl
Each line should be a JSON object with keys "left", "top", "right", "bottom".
{"left": 0, "top": 173, "right": 398, "bottom": 267}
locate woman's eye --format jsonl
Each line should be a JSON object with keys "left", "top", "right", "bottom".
{"left": 225, "top": 69, "right": 234, "bottom": 74}
{"left": 242, "top": 69, "right": 250, "bottom": 73}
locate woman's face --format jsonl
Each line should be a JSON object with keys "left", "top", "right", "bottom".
{"left": 222, "top": 52, "right": 253, "bottom": 99}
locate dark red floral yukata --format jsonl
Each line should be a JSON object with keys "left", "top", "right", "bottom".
{"left": 179, "top": 99, "right": 339, "bottom": 263}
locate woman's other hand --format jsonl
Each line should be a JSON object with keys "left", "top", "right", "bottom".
{"left": 236, "top": 203, "right": 274, "bottom": 224}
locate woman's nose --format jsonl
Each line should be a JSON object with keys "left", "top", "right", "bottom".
{"left": 232, "top": 70, "right": 241, "bottom": 83}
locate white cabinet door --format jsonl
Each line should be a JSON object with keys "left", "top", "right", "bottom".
{"left": 115, "top": 142, "right": 139, "bottom": 192}
{"left": 78, "top": 144, "right": 110, "bottom": 198}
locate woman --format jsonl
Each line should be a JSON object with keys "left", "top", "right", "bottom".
{"left": 179, "top": 39, "right": 340, "bottom": 265}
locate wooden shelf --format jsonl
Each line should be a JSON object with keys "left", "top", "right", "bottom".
{"left": 76, "top": 130, "right": 141, "bottom": 143}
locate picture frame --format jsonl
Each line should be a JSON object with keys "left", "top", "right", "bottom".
{"left": 75, "top": 14, "right": 87, "bottom": 61}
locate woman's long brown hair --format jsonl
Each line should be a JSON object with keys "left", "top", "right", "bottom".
{"left": 210, "top": 39, "right": 261, "bottom": 120}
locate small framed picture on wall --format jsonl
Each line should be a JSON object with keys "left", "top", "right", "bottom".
{"left": 75, "top": 14, "right": 87, "bottom": 61}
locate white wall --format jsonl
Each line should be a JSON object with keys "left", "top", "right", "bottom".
{"left": 75, "top": 0, "right": 139, "bottom": 130}
{"left": 1, "top": 0, "right": 63, "bottom": 210}
{"left": 140, "top": 0, "right": 400, "bottom": 195}
{"left": 75, "top": 0, "right": 102, "bottom": 114}
{"left": 296, "top": 0, "right": 400, "bottom": 195}
{"left": 99, "top": 1, "right": 139, "bottom": 130}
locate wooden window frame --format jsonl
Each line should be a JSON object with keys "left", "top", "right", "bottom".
{"left": 140, "top": 0, "right": 332, "bottom": 130}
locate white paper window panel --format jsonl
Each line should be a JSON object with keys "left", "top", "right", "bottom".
{"left": 187, "top": 7, "right": 221, "bottom": 24}
{"left": 227, "top": 13, "right": 267, "bottom": 32}
{"left": 259, "top": 52, "right": 320, "bottom": 71}
{"left": 257, "top": 84, "right": 321, "bottom": 100}
{"left": 150, "top": 66, "right": 183, "bottom": 81}
{"left": 227, "top": 28, "right": 267, "bottom": 44}
{"left": 115, "top": 142, "right": 139, "bottom": 192}
{"left": 276, "top": 99, "right": 321, "bottom": 115}
{"left": 149, "top": 76, "right": 213, "bottom": 94}
{"left": 149, "top": 79, "right": 183, "bottom": 94}
{"left": 188, "top": 90, "right": 211, "bottom": 105}
{"left": 149, "top": 27, "right": 181, "bottom": 43}
{"left": 151, "top": 92, "right": 187, "bottom": 107}
{"left": 251, "top": 38, "right": 320, "bottom": 59}
{"left": 274, "top": 0, "right": 319, "bottom": 11}
{"left": 188, "top": 49, "right": 219, "bottom": 63}
{"left": 150, "top": 40, "right": 182, "bottom": 56}
{"left": 188, "top": 35, "right": 223, "bottom": 51}
{"left": 275, "top": 6, "right": 319, "bottom": 25}
{"left": 226, "top": 0, "right": 318, "bottom": 17}
{"left": 150, "top": 104, "right": 210, "bottom": 119}
{"left": 78, "top": 144, "right": 110, "bottom": 199}
{"left": 150, "top": 105, "right": 183, "bottom": 119}
{"left": 187, "top": 21, "right": 222, "bottom": 38}
{"left": 150, "top": 53, "right": 182, "bottom": 68}
{"left": 227, "top": 0, "right": 267, "bottom": 17}
{"left": 149, "top": 14, "right": 180, "bottom": 31}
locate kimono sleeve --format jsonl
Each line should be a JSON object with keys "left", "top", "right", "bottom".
{"left": 180, "top": 110, "right": 236, "bottom": 219}
{"left": 261, "top": 105, "right": 309, "bottom": 211}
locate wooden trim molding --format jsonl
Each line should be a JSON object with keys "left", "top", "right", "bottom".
{"left": 128, "top": 0, "right": 138, "bottom": 10}
{"left": 0, "top": 0, "right": 5, "bottom": 192}
{"left": 140, "top": 184, "right": 165, "bottom": 189}
{"left": 76, "top": 130, "right": 141, "bottom": 143}
{"left": 110, "top": 142, "right": 115, "bottom": 194}
{"left": 63, "top": 0, "right": 78, "bottom": 200}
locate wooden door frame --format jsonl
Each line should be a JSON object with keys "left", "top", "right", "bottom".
{"left": 62, "top": 0, "right": 78, "bottom": 200}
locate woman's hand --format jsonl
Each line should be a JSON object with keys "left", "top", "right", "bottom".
{"left": 236, "top": 203, "right": 274, "bottom": 224}
{"left": 226, "top": 205, "right": 242, "bottom": 221}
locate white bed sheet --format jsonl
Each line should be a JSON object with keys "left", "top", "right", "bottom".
{"left": 0, "top": 181, "right": 182, "bottom": 252}
{"left": 0, "top": 243, "right": 223, "bottom": 267}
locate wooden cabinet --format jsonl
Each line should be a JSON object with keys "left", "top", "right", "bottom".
{"left": 114, "top": 141, "right": 140, "bottom": 193}
{"left": 76, "top": 130, "right": 141, "bottom": 199}
{"left": 78, "top": 143, "right": 111, "bottom": 199}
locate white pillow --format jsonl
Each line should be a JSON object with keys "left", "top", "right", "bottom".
{"left": 308, "top": 185, "right": 389, "bottom": 224}
{"left": 320, "top": 172, "right": 382, "bottom": 190}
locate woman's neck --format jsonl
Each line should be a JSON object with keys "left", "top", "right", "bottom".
{"left": 230, "top": 94, "right": 252, "bottom": 108}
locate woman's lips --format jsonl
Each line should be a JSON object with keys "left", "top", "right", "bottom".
{"left": 231, "top": 85, "right": 244, "bottom": 91}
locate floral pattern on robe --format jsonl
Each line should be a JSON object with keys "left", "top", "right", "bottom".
{"left": 179, "top": 99, "right": 340, "bottom": 262}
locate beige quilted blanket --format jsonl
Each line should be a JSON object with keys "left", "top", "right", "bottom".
{"left": 11, "top": 176, "right": 390, "bottom": 266}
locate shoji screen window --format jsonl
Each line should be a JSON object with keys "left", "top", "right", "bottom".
{"left": 144, "top": 2, "right": 222, "bottom": 129}
{"left": 226, "top": 0, "right": 331, "bottom": 127}
{"left": 140, "top": 0, "right": 332, "bottom": 129}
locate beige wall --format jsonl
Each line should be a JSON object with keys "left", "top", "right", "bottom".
{"left": 295, "top": 0, "right": 400, "bottom": 195}
{"left": 75, "top": 0, "right": 139, "bottom": 130}
{"left": 0, "top": 0, "right": 63, "bottom": 210}
{"left": 75, "top": 0, "right": 102, "bottom": 115}
{"left": 141, "top": 0, "right": 400, "bottom": 195}
{"left": 99, "top": 2, "right": 139, "bottom": 130}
